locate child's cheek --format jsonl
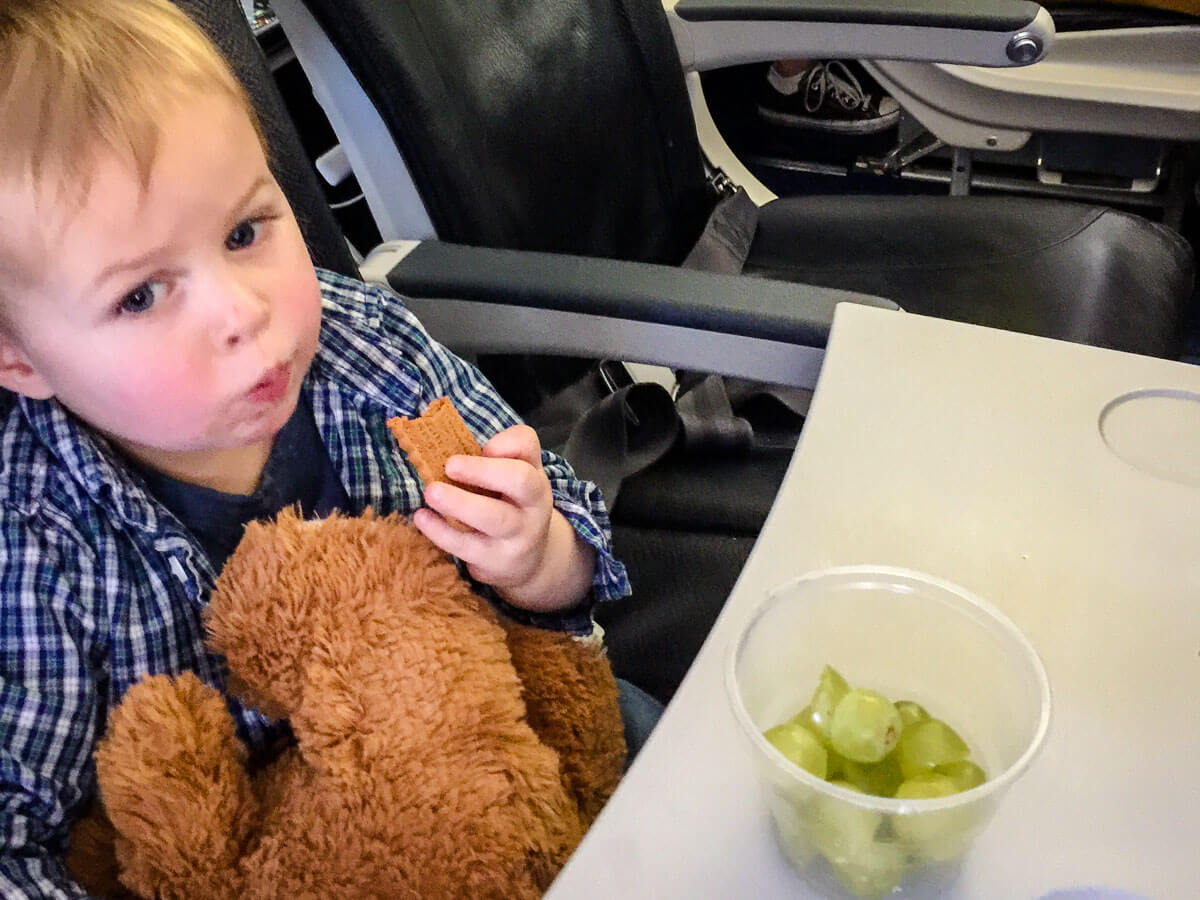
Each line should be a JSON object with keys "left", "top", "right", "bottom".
{"left": 118, "top": 356, "right": 214, "bottom": 427}
{"left": 279, "top": 269, "right": 324, "bottom": 352}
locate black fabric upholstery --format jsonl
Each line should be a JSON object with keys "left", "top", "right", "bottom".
{"left": 175, "top": 0, "right": 359, "bottom": 278}
{"left": 598, "top": 526, "right": 757, "bottom": 704}
{"left": 595, "top": 448, "right": 792, "bottom": 704}
{"left": 1047, "top": 3, "right": 1198, "bottom": 31}
{"left": 745, "top": 196, "right": 1196, "bottom": 358}
{"left": 299, "top": 0, "right": 714, "bottom": 263}
{"left": 613, "top": 447, "right": 793, "bottom": 533}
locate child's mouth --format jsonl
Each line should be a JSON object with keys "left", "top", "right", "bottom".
{"left": 247, "top": 363, "right": 291, "bottom": 404}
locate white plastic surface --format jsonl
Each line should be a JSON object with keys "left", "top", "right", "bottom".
{"left": 547, "top": 306, "right": 1200, "bottom": 899}
{"left": 686, "top": 72, "right": 777, "bottom": 205}
{"left": 314, "top": 143, "right": 352, "bottom": 188}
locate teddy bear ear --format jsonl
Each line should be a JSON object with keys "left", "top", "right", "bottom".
{"left": 205, "top": 510, "right": 325, "bottom": 704}
{"left": 239, "top": 504, "right": 306, "bottom": 546}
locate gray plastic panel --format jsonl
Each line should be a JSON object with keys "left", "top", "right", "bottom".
{"left": 668, "top": 4, "right": 1055, "bottom": 70}
{"left": 675, "top": 0, "right": 1039, "bottom": 32}
{"left": 386, "top": 242, "right": 898, "bottom": 347}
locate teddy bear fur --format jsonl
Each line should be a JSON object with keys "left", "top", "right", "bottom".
{"left": 70, "top": 509, "right": 625, "bottom": 899}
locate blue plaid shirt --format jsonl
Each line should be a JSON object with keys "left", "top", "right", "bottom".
{"left": 0, "top": 269, "right": 629, "bottom": 898}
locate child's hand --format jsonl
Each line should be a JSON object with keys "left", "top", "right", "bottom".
{"left": 412, "top": 425, "right": 595, "bottom": 613}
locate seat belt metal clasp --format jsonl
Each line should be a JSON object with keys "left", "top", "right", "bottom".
{"left": 707, "top": 167, "right": 738, "bottom": 200}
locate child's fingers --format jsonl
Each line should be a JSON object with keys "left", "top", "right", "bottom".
{"left": 481, "top": 424, "right": 542, "bottom": 469}
{"left": 424, "top": 481, "right": 520, "bottom": 538}
{"left": 443, "top": 455, "right": 548, "bottom": 508}
{"left": 412, "top": 507, "right": 488, "bottom": 563}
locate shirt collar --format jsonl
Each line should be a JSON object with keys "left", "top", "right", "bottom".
{"left": 17, "top": 394, "right": 175, "bottom": 538}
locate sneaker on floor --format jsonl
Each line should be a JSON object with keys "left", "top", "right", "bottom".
{"left": 757, "top": 60, "right": 901, "bottom": 134}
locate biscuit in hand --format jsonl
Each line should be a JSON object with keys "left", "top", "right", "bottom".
{"left": 387, "top": 397, "right": 498, "bottom": 529}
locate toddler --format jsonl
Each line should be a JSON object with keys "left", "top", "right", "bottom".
{"left": 0, "top": 2, "right": 657, "bottom": 896}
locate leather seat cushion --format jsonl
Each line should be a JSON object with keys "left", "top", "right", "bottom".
{"left": 744, "top": 195, "right": 1195, "bottom": 358}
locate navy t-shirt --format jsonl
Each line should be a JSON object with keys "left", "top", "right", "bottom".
{"left": 133, "top": 398, "right": 350, "bottom": 576}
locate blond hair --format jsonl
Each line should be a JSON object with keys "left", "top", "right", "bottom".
{"left": 0, "top": 0, "right": 265, "bottom": 296}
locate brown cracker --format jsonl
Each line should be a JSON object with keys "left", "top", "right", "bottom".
{"left": 387, "top": 397, "right": 497, "bottom": 528}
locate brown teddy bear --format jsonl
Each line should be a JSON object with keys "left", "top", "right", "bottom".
{"left": 68, "top": 508, "right": 626, "bottom": 899}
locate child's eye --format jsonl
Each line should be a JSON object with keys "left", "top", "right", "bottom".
{"left": 225, "top": 218, "right": 263, "bottom": 250}
{"left": 116, "top": 280, "right": 164, "bottom": 316}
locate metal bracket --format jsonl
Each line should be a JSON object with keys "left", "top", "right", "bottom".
{"left": 862, "top": 130, "right": 945, "bottom": 177}
{"left": 950, "top": 147, "right": 973, "bottom": 196}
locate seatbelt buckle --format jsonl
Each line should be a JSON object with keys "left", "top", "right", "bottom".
{"left": 707, "top": 167, "right": 738, "bottom": 200}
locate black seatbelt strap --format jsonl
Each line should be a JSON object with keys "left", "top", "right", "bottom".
{"left": 559, "top": 382, "right": 681, "bottom": 508}
{"left": 681, "top": 185, "right": 758, "bottom": 275}
{"left": 531, "top": 186, "right": 796, "bottom": 511}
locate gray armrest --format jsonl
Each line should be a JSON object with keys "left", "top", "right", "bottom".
{"left": 361, "top": 241, "right": 898, "bottom": 390}
{"left": 667, "top": 0, "right": 1054, "bottom": 71}
{"left": 675, "top": 0, "right": 1040, "bottom": 31}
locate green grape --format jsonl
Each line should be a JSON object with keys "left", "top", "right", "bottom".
{"left": 895, "top": 719, "right": 970, "bottom": 779}
{"left": 824, "top": 746, "right": 848, "bottom": 781}
{"left": 895, "top": 699, "right": 930, "bottom": 728}
{"left": 827, "top": 840, "right": 910, "bottom": 900}
{"left": 807, "top": 780, "right": 882, "bottom": 860}
{"left": 760, "top": 665, "right": 989, "bottom": 887}
{"left": 894, "top": 772, "right": 959, "bottom": 800}
{"left": 830, "top": 689, "right": 903, "bottom": 763}
{"left": 768, "top": 793, "right": 820, "bottom": 868}
{"left": 764, "top": 720, "right": 829, "bottom": 778}
{"left": 803, "top": 665, "right": 850, "bottom": 743}
{"left": 934, "top": 759, "right": 987, "bottom": 792}
{"left": 892, "top": 774, "right": 979, "bottom": 861}
{"left": 789, "top": 704, "right": 831, "bottom": 745}
{"left": 841, "top": 753, "right": 903, "bottom": 798}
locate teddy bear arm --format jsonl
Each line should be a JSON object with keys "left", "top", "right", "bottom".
{"left": 95, "top": 672, "right": 257, "bottom": 899}
{"left": 503, "top": 624, "right": 626, "bottom": 824}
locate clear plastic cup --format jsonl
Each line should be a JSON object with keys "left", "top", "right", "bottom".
{"left": 727, "top": 566, "right": 1051, "bottom": 899}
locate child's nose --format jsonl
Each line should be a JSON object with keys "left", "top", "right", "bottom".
{"left": 216, "top": 279, "right": 270, "bottom": 348}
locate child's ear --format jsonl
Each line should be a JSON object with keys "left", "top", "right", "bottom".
{"left": 0, "top": 333, "right": 54, "bottom": 399}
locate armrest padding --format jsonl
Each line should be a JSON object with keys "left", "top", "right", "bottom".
{"left": 674, "top": 0, "right": 1040, "bottom": 31}
{"left": 385, "top": 242, "right": 898, "bottom": 348}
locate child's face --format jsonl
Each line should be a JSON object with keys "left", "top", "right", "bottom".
{"left": 0, "top": 93, "right": 323, "bottom": 477}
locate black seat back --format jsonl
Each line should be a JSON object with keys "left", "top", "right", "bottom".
{"left": 299, "top": 0, "right": 715, "bottom": 263}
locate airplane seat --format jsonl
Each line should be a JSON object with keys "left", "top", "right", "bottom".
{"left": 267, "top": 0, "right": 1193, "bottom": 363}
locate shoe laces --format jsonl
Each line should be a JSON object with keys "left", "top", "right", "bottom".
{"left": 804, "top": 61, "right": 872, "bottom": 114}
